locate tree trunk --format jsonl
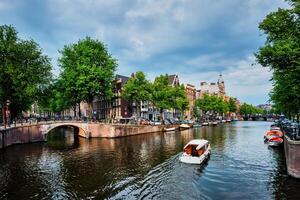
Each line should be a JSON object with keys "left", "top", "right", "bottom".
{"left": 2, "top": 106, "right": 6, "bottom": 128}
{"left": 88, "top": 101, "right": 93, "bottom": 120}
{"left": 78, "top": 103, "right": 81, "bottom": 118}
{"left": 73, "top": 106, "right": 77, "bottom": 117}
{"left": 160, "top": 109, "right": 164, "bottom": 125}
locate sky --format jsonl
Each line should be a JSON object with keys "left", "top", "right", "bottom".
{"left": 0, "top": 0, "right": 289, "bottom": 105}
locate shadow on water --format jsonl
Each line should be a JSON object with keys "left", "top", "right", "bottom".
{"left": 46, "top": 126, "right": 80, "bottom": 150}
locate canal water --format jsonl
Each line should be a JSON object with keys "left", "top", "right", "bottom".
{"left": 1, "top": 121, "right": 300, "bottom": 199}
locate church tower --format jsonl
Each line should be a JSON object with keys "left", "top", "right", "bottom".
{"left": 217, "top": 74, "right": 225, "bottom": 97}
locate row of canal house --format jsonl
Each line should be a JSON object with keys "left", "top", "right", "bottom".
{"left": 28, "top": 73, "right": 238, "bottom": 121}
{"left": 90, "top": 73, "right": 235, "bottom": 122}
{"left": 92, "top": 74, "right": 182, "bottom": 121}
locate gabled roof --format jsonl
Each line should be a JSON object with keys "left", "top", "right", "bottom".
{"left": 116, "top": 74, "right": 129, "bottom": 84}
{"left": 168, "top": 74, "right": 179, "bottom": 86}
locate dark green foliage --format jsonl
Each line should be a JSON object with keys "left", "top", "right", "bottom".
{"left": 0, "top": 25, "right": 52, "bottom": 118}
{"left": 150, "top": 74, "right": 188, "bottom": 123}
{"left": 122, "top": 71, "right": 152, "bottom": 118}
{"left": 58, "top": 37, "right": 117, "bottom": 117}
{"left": 239, "top": 103, "right": 263, "bottom": 116}
{"left": 228, "top": 97, "right": 237, "bottom": 113}
{"left": 256, "top": 0, "right": 300, "bottom": 118}
{"left": 195, "top": 94, "right": 229, "bottom": 115}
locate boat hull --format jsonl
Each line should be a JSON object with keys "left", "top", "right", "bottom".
{"left": 164, "top": 127, "right": 176, "bottom": 132}
{"left": 179, "top": 124, "right": 190, "bottom": 130}
{"left": 268, "top": 141, "right": 282, "bottom": 147}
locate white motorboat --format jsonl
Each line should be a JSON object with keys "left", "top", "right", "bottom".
{"left": 179, "top": 139, "right": 211, "bottom": 164}
{"left": 211, "top": 121, "right": 218, "bottom": 126}
{"left": 202, "top": 122, "right": 209, "bottom": 126}
{"left": 164, "top": 127, "right": 176, "bottom": 132}
{"left": 221, "top": 120, "right": 226, "bottom": 123}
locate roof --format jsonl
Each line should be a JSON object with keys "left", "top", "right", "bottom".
{"left": 184, "top": 139, "right": 209, "bottom": 150}
{"left": 116, "top": 74, "right": 130, "bottom": 84}
{"left": 168, "top": 74, "right": 179, "bottom": 86}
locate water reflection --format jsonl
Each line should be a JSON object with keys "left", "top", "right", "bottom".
{"left": 1, "top": 122, "right": 300, "bottom": 199}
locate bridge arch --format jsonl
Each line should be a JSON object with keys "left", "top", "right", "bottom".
{"left": 41, "top": 123, "right": 90, "bottom": 139}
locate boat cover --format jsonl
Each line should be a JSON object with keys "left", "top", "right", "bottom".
{"left": 183, "top": 139, "right": 208, "bottom": 150}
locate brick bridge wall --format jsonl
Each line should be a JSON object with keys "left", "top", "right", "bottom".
{"left": 0, "top": 122, "right": 169, "bottom": 150}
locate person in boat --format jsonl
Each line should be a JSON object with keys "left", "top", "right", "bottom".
{"left": 192, "top": 146, "right": 198, "bottom": 156}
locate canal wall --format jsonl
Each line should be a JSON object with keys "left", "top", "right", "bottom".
{"left": 89, "top": 123, "right": 166, "bottom": 138}
{"left": 0, "top": 124, "right": 45, "bottom": 150}
{"left": 284, "top": 135, "right": 300, "bottom": 178}
{"left": 0, "top": 123, "right": 174, "bottom": 150}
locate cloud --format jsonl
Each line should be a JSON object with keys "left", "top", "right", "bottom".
{"left": 0, "top": 0, "right": 289, "bottom": 104}
{"left": 180, "top": 56, "right": 273, "bottom": 104}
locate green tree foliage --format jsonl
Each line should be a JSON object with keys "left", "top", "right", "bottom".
{"left": 173, "top": 84, "right": 189, "bottom": 120}
{"left": 195, "top": 94, "right": 229, "bottom": 117}
{"left": 151, "top": 75, "right": 174, "bottom": 124}
{"left": 38, "top": 80, "right": 71, "bottom": 115}
{"left": 58, "top": 37, "right": 117, "bottom": 117}
{"left": 0, "top": 25, "right": 52, "bottom": 119}
{"left": 255, "top": 0, "right": 300, "bottom": 118}
{"left": 228, "top": 97, "right": 237, "bottom": 113}
{"left": 239, "top": 103, "right": 263, "bottom": 115}
{"left": 122, "top": 71, "right": 152, "bottom": 118}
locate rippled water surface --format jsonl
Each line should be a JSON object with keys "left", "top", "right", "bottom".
{"left": 1, "top": 121, "right": 300, "bottom": 199}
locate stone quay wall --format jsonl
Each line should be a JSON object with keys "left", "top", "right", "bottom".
{"left": 0, "top": 124, "right": 45, "bottom": 150}
{"left": 284, "top": 135, "right": 300, "bottom": 178}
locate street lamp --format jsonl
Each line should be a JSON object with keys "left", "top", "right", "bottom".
{"left": 5, "top": 100, "right": 10, "bottom": 127}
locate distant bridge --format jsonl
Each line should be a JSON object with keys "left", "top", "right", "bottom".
{"left": 242, "top": 115, "right": 274, "bottom": 121}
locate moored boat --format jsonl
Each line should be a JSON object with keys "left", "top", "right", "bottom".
{"left": 164, "top": 127, "right": 176, "bottom": 132}
{"left": 179, "top": 124, "right": 190, "bottom": 130}
{"left": 264, "top": 130, "right": 283, "bottom": 142}
{"left": 267, "top": 137, "right": 283, "bottom": 147}
{"left": 270, "top": 126, "right": 280, "bottom": 131}
{"left": 211, "top": 121, "right": 218, "bottom": 126}
{"left": 179, "top": 139, "right": 211, "bottom": 164}
{"left": 193, "top": 124, "right": 202, "bottom": 128}
{"left": 202, "top": 122, "right": 209, "bottom": 126}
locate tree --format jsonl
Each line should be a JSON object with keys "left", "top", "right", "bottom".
{"left": 122, "top": 71, "right": 152, "bottom": 119}
{"left": 151, "top": 74, "right": 175, "bottom": 124}
{"left": 58, "top": 37, "right": 117, "bottom": 118}
{"left": 255, "top": 0, "right": 300, "bottom": 119}
{"left": 228, "top": 97, "right": 237, "bottom": 113}
{"left": 0, "top": 25, "right": 52, "bottom": 122}
{"left": 37, "top": 80, "right": 72, "bottom": 116}
{"left": 173, "top": 84, "right": 189, "bottom": 120}
{"left": 195, "top": 94, "right": 228, "bottom": 119}
{"left": 239, "top": 103, "right": 262, "bottom": 116}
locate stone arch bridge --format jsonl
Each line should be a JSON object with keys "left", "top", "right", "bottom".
{"left": 0, "top": 121, "right": 162, "bottom": 149}
{"left": 40, "top": 122, "right": 91, "bottom": 139}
